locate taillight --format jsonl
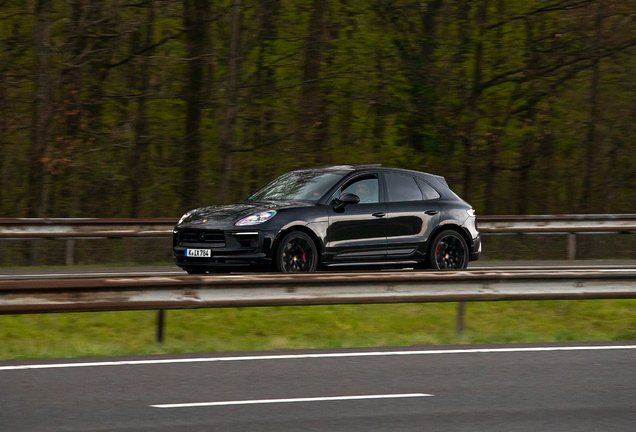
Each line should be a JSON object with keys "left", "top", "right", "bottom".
{"left": 467, "top": 209, "right": 475, "bottom": 217}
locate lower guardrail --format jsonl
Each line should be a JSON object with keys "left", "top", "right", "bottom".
{"left": 2, "top": 270, "right": 636, "bottom": 341}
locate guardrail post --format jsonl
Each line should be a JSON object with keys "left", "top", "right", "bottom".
{"left": 157, "top": 310, "right": 165, "bottom": 343}
{"left": 456, "top": 302, "right": 466, "bottom": 336}
{"left": 31, "top": 240, "right": 39, "bottom": 266}
{"left": 126, "top": 238, "right": 135, "bottom": 266}
{"left": 568, "top": 233, "right": 577, "bottom": 260}
{"left": 65, "top": 239, "right": 75, "bottom": 266}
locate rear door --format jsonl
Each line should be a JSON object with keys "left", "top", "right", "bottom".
{"left": 325, "top": 173, "right": 388, "bottom": 261}
{"left": 383, "top": 172, "right": 440, "bottom": 259}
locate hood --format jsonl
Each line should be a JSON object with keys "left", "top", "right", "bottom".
{"left": 179, "top": 200, "right": 315, "bottom": 227}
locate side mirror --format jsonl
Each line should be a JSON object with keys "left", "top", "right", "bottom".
{"left": 334, "top": 193, "right": 360, "bottom": 212}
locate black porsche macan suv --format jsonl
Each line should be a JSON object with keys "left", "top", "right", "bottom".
{"left": 173, "top": 165, "right": 481, "bottom": 273}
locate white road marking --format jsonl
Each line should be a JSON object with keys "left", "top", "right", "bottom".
{"left": 2, "top": 345, "right": 636, "bottom": 371}
{"left": 474, "top": 267, "right": 636, "bottom": 271}
{"left": 151, "top": 393, "right": 432, "bottom": 408}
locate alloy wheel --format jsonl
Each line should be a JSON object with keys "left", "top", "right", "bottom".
{"left": 278, "top": 232, "right": 318, "bottom": 272}
{"left": 432, "top": 232, "right": 467, "bottom": 270}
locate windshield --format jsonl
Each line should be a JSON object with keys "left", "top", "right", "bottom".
{"left": 248, "top": 171, "right": 346, "bottom": 201}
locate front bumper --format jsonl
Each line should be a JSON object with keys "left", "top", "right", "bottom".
{"left": 172, "top": 228, "right": 276, "bottom": 270}
{"left": 462, "top": 215, "right": 481, "bottom": 261}
{"left": 469, "top": 234, "right": 481, "bottom": 261}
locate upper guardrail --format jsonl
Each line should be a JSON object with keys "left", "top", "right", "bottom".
{"left": 0, "top": 218, "right": 177, "bottom": 238}
{"left": 477, "top": 214, "right": 636, "bottom": 233}
{"left": 1, "top": 214, "right": 636, "bottom": 238}
{"left": 1, "top": 215, "right": 634, "bottom": 262}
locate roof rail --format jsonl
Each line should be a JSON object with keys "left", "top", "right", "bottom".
{"left": 351, "top": 163, "right": 382, "bottom": 168}
{"left": 309, "top": 164, "right": 383, "bottom": 170}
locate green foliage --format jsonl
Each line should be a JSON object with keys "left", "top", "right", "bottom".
{"left": 0, "top": 0, "right": 635, "bottom": 216}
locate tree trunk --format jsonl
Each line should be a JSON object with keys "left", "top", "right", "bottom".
{"left": 538, "top": 104, "right": 555, "bottom": 213}
{"left": 29, "top": 0, "right": 54, "bottom": 218}
{"left": 259, "top": 0, "right": 278, "bottom": 144}
{"left": 483, "top": 0, "right": 507, "bottom": 215}
{"left": 130, "top": 0, "right": 155, "bottom": 217}
{"left": 242, "top": 0, "right": 279, "bottom": 194}
{"left": 299, "top": 0, "right": 328, "bottom": 163}
{"left": 61, "top": 0, "right": 87, "bottom": 217}
{"left": 0, "top": 76, "right": 5, "bottom": 215}
{"left": 217, "top": 0, "right": 242, "bottom": 204}
{"left": 409, "top": 0, "right": 444, "bottom": 152}
{"left": 444, "top": 0, "right": 472, "bottom": 177}
{"left": 84, "top": 0, "right": 109, "bottom": 131}
{"left": 82, "top": 1, "right": 111, "bottom": 216}
{"left": 372, "top": 52, "right": 386, "bottom": 154}
{"left": 65, "top": 0, "right": 85, "bottom": 141}
{"left": 580, "top": 4, "right": 603, "bottom": 213}
{"left": 462, "top": 0, "right": 489, "bottom": 204}
{"left": 516, "top": 131, "right": 535, "bottom": 215}
{"left": 484, "top": 132, "right": 500, "bottom": 215}
{"left": 182, "top": 0, "right": 211, "bottom": 209}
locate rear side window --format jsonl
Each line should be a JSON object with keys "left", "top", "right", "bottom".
{"left": 415, "top": 178, "right": 441, "bottom": 200}
{"left": 385, "top": 173, "right": 423, "bottom": 202}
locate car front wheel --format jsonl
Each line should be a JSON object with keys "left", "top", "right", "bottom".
{"left": 428, "top": 230, "right": 468, "bottom": 270}
{"left": 275, "top": 231, "right": 319, "bottom": 273}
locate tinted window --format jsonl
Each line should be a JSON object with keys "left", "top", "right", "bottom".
{"left": 336, "top": 177, "right": 380, "bottom": 204}
{"left": 385, "top": 173, "right": 423, "bottom": 202}
{"left": 416, "top": 178, "right": 441, "bottom": 200}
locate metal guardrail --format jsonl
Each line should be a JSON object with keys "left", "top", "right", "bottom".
{"left": 477, "top": 214, "right": 636, "bottom": 233}
{"left": 2, "top": 214, "right": 636, "bottom": 238}
{"left": 0, "top": 218, "right": 177, "bottom": 238}
{"left": 2, "top": 269, "right": 636, "bottom": 341}
{"left": 0, "top": 214, "right": 635, "bottom": 263}
{"left": 4, "top": 269, "right": 636, "bottom": 314}
{"left": 477, "top": 214, "right": 636, "bottom": 260}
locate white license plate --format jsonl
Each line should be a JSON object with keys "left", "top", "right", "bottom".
{"left": 185, "top": 249, "right": 211, "bottom": 258}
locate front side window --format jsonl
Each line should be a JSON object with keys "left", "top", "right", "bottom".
{"left": 385, "top": 173, "right": 423, "bottom": 202}
{"left": 332, "top": 176, "right": 380, "bottom": 204}
{"left": 249, "top": 171, "right": 346, "bottom": 201}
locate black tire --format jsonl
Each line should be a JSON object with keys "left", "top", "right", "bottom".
{"left": 428, "top": 230, "right": 468, "bottom": 270}
{"left": 185, "top": 267, "right": 207, "bottom": 275}
{"left": 275, "top": 231, "right": 319, "bottom": 273}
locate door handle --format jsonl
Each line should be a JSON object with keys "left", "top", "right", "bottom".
{"left": 372, "top": 212, "right": 386, "bottom": 218}
{"left": 425, "top": 210, "right": 439, "bottom": 215}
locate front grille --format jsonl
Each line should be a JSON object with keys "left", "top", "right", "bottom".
{"left": 180, "top": 230, "right": 225, "bottom": 246}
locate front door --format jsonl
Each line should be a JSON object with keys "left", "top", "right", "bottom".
{"left": 325, "top": 174, "right": 387, "bottom": 261}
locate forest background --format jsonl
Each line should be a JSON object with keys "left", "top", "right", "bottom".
{"left": 1, "top": 0, "right": 636, "bottom": 219}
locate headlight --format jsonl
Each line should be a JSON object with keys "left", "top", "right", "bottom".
{"left": 235, "top": 210, "right": 277, "bottom": 226}
{"left": 178, "top": 211, "right": 194, "bottom": 225}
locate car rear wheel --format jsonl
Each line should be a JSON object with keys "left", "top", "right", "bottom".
{"left": 275, "top": 231, "right": 318, "bottom": 273}
{"left": 428, "top": 230, "right": 468, "bottom": 270}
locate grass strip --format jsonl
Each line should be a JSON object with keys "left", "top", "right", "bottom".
{"left": 2, "top": 300, "right": 636, "bottom": 360}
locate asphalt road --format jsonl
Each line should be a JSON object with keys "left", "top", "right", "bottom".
{"left": 1, "top": 260, "right": 636, "bottom": 279}
{"left": 2, "top": 343, "right": 635, "bottom": 431}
